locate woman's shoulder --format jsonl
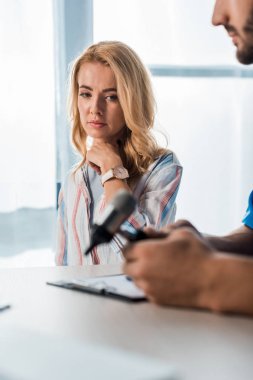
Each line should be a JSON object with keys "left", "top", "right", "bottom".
{"left": 132, "top": 151, "right": 182, "bottom": 195}
{"left": 58, "top": 167, "right": 86, "bottom": 206}
{"left": 151, "top": 150, "right": 181, "bottom": 171}
{"left": 62, "top": 166, "right": 84, "bottom": 190}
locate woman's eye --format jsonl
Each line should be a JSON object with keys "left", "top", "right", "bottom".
{"left": 106, "top": 95, "right": 118, "bottom": 101}
{"left": 79, "top": 92, "right": 91, "bottom": 98}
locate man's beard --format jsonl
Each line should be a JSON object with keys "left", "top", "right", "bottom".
{"left": 237, "top": 43, "right": 253, "bottom": 64}
{"left": 237, "top": 8, "right": 253, "bottom": 64}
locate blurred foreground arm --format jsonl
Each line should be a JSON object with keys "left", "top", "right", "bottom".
{"left": 159, "top": 219, "right": 253, "bottom": 256}
{"left": 123, "top": 228, "right": 253, "bottom": 316}
{"left": 206, "top": 225, "right": 253, "bottom": 256}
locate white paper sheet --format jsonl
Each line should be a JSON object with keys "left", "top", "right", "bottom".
{"left": 72, "top": 274, "right": 146, "bottom": 299}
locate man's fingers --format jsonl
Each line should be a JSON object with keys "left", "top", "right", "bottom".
{"left": 143, "top": 226, "right": 168, "bottom": 238}
{"left": 123, "top": 260, "right": 139, "bottom": 278}
{"left": 122, "top": 243, "right": 139, "bottom": 261}
{"left": 161, "top": 219, "right": 202, "bottom": 237}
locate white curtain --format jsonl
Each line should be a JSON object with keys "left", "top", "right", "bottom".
{"left": 0, "top": 0, "right": 56, "bottom": 212}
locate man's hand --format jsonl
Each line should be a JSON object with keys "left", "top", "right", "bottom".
{"left": 143, "top": 220, "right": 203, "bottom": 239}
{"left": 123, "top": 228, "right": 214, "bottom": 309}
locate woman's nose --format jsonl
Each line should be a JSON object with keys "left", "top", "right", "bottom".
{"left": 90, "top": 98, "right": 103, "bottom": 115}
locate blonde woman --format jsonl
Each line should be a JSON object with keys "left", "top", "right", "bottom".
{"left": 56, "top": 41, "right": 182, "bottom": 266}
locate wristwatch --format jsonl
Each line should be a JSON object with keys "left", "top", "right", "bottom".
{"left": 101, "top": 166, "right": 129, "bottom": 186}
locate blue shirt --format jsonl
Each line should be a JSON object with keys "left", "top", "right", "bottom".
{"left": 242, "top": 191, "right": 253, "bottom": 229}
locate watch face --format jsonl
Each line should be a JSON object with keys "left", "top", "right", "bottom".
{"left": 114, "top": 166, "right": 129, "bottom": 179}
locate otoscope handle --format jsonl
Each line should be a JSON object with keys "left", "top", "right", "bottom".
{"left": 119, "top": 228, "right": 148, "bottom": 242}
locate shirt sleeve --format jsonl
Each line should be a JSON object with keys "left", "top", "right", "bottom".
{"left": 110, "top": 153, "right": 183, "bottom": 252}
{"left": 129, "top": 153, "right": 182, "bottom": 229}
{"left": 242, "top": 191, "right": 253, "bottom": 229}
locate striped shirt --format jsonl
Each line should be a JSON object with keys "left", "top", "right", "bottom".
{"left": 56, "top": 152, "right": 182, "bottom": 266}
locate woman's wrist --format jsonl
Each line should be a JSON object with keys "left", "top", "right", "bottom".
{"left": 100, "top": 160, "right": 124, "bottom": 175}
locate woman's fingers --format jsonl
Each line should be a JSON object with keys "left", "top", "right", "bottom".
{"left": 87, "top": 161, "right": 101, "bottom": 174}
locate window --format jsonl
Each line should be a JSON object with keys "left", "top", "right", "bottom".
{"left": 0, "top": 0, "right": 56, "bottom": 266}
{"left": 2, "top": 0, "right": 252, "bottom": 268}
{"left": 93, "top": 0, "right": 253, "bottom": 234}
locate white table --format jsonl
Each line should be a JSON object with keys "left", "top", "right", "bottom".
{"left": 1, "top": 265, "right": 253, "bottom": 380}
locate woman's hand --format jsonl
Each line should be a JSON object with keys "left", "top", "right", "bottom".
{"left": 86, "top": 138, "right": 131, "bottom": 203}
{"left": 86, "top": 139, "right": 123, "bottom": 175}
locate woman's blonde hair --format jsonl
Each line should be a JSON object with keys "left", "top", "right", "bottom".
{"left": 69, "top": 40, "right": 167, "bottom": 178}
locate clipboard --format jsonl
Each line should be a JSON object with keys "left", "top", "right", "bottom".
{"left": 47, "top": 274, "right": 147, "bottom": 302}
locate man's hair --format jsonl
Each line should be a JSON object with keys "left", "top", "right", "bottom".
{"left": 68, "top": 41, "right": 167, "bottom": 178}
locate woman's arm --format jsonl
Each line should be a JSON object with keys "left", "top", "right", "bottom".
{"left": 86, "top": 139, "right": 132, "bottom": 202}
{"left": 108, "top": 153, "right": 182, "bottom": 253}
{"left": 92, "top": 150, "right": 182, "bottom": 254}
{"left": 126, "top": 153, "right": 183, "bottom": 230}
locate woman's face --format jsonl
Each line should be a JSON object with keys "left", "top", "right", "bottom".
{"left": 77, "top": 61, "right": 126, "bottom": 141}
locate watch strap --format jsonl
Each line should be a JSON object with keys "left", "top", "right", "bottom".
{"left": 101, "top": 166, "right": 129, "bottom": 186}
{"left": 101, "top": 169, "right": 114, "bottom": 185}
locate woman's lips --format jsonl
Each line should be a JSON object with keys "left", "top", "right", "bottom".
{"left": 88, "top": 122, "right": 107, "bottom": 129}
